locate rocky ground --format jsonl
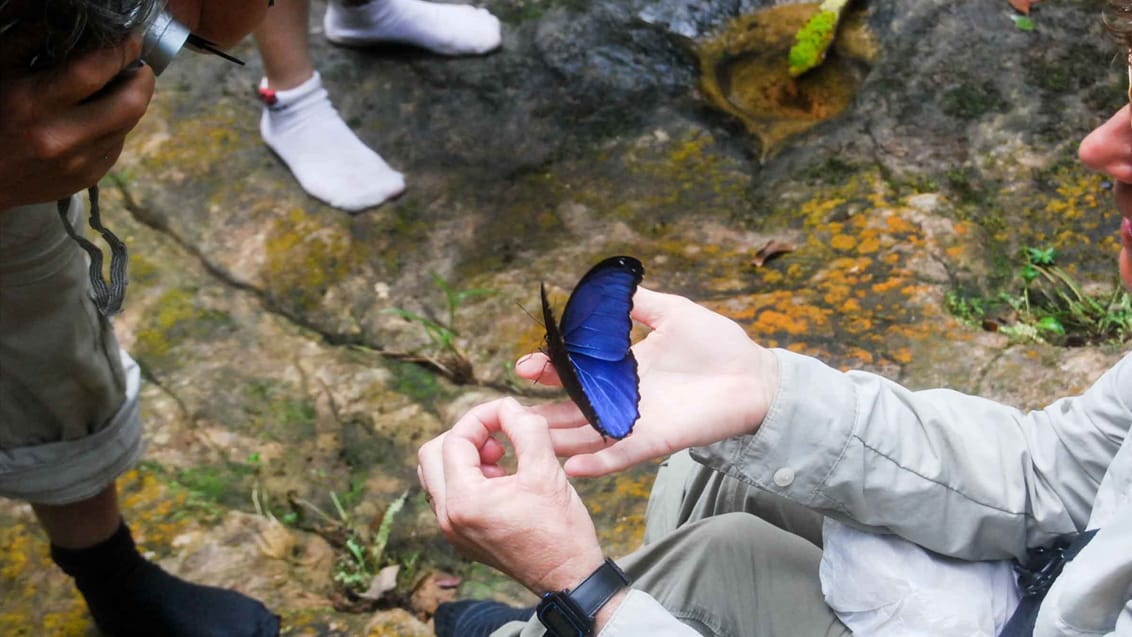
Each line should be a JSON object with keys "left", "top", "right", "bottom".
{"left": 2, "top": 0, "right": 1128, "bottom": 634}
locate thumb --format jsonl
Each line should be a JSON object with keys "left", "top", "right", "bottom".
{"left": 630, "top": 287, "right": 690, "bottom": 330}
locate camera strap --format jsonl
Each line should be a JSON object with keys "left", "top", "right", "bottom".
{"left": 57, "top": 185, "right": 128, "bottom": 316}
{"left": 998, "top": 528, "right": 1099, "bottom": 637}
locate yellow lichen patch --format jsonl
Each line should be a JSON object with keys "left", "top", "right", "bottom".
{"left": 116, "top": 468, "right": 194, "bottom": 555}
{"left": 587, "top": 469, "right": 656, "bottom": 554}
{"left": 0, "top": 520, "right": 90, "bottom": 634}
{"left": 132, "top": 287, "right": 230, "bottom": 363}
{"left": 133, "top": 104, "right": 247, "bottom": 182}
{"left": 262, "top": 207, "right": 364, "bottom": 313}
{"left": 830, "top": 233, "right": 857, "bottom": 251}
{"left": 702, "top": 170, "right": 971, "bottom": 370}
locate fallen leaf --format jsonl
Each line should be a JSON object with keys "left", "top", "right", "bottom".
{"left": 358, "top": 564, "right": 401, "bottom": 601}
{"left": 751, "top": 239, "right": 797, "bottom": 267}
{"left": 1009, "top": 0, "right": 1031, "bottom": 14}
{"left": 411, "top": 571, "right": 463, "bottom": 616}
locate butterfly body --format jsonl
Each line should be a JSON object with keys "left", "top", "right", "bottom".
{"left": 540, "top": 256, "right": 644, "bottom": 440}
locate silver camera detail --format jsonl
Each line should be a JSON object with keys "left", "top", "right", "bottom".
{"left": 140, "top": 9, "right": 189, "bottom": 75}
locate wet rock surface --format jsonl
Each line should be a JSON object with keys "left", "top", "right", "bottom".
{"left": 2, "top": 0, "right": 1128, "bottom": 634}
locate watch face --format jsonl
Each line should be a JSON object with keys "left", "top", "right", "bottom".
{"left": 537, "top": 598, "right": 586, "bottom": 637}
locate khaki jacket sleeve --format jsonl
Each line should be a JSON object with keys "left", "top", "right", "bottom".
{"left": 692, "top": 350, "right": 1132, "bottom": 561}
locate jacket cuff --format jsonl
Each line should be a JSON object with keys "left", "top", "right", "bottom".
{"left": 690, "top": 348, "right": 857, "bottom": 511}
{"left": 597, "top": 590, "right": 699, "bottom": 635}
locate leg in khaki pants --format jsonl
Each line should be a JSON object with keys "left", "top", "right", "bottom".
{"left": 494, "top": 450, "right": 850, "bottom": 636}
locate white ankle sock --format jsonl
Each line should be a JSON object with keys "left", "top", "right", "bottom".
{"left": 259, "top": 72, "right": 405, "bottom": 212}
{"left": 324, "top": 0, "right": 502, "bottom": 55}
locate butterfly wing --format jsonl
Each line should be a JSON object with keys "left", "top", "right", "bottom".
{"left": 541, "top": 256, "right": 644, "bottom": 439}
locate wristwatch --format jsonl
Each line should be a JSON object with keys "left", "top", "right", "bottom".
{"left": 536, "top": 558, "right": 631, "bottom": 637}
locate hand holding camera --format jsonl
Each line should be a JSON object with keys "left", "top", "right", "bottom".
{"left": 0, "top": 0, "right": 271, "bottom": 210}
{"left": 0, "top": 33, "right": 154, "bottom": 209}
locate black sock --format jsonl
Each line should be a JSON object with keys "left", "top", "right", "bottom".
{"left": 50, "top": 520, "right": 279, "bottom": 637}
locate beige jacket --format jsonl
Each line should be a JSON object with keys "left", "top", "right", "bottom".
{"left": 602, "top": 349, "right": 1132, "bottom": 636}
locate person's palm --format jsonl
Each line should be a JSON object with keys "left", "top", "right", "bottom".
{"left": 517, "top": 287, "right": 779, "bottom": 477}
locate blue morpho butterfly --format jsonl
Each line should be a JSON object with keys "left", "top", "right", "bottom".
{"left": 540, "top": 256, "right": 644, "bottom": 440}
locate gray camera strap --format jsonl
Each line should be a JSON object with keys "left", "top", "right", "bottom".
{"left": 57, "top": 185, "right": 128, "bottom": 316}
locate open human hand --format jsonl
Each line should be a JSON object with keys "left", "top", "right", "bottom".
{"left": 518, "top": 287, "right": 779, "bottom": 477}
{"left": 417, "top": 398, "right": 606, "bottom": 594}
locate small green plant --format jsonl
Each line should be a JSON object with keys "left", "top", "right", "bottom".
{"left": 946, "top": 247, "right": 1132, "bottom": 345}
{"left": 267, "top": 487, "right": 411, "bottom": 597}
{"left": 332, "top": 490, "right": 408, "bottom": 591}
{"left": 385, "top": 272, "right": 494, "bottom": 384}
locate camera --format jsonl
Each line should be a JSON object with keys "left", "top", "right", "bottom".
{"left": 139, "top": 8, "right": 189, "bottom": 75}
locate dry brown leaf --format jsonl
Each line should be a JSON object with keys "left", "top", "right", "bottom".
{"left": 750, "top": 239, "right": 797, "bottom": 267}
{"left": 358, "top": 564, "right": 401, "bottom": 601}
{"left": 411, "top": 571, "right": 462, "bottom": 616}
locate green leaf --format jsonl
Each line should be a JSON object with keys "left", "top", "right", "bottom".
{"left": 1036, "top": 316, "right": 1065, "bottom": 334}
{"left": 788, "top": 10, "right": 840, "bottom": 76}
{"left": 1025, "top": 246, "right": 1057, "bottom": 266}
{"left": 1012, "top": 15, "right": 1035, "bottom": 31}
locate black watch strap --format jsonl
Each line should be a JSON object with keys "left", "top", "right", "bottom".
{"left": 570, "top": 558, "right": 630, "bottom": 618}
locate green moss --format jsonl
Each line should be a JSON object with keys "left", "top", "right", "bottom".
{"left": 940, "top": 81, "right": 1005, "bottom": 119}
{"left": 262, "top": 208, "right": 362, "bottom": 313}
{"left": 386, "top": 359, "right": 444, "bottom": 407}
{"left": 244, "top": 378, "right": 317, "bottom": 439}
{"left": 1025, "top": 42, "right": 1108, "bottom": 94}
{"left": 127, "top": 253, "right": 160, "bottom": 286}
{"left": 132, "top": 287, "right": 234, "bottom": 363}
{"left": 166, "top": 462, "right": 260, "bottom": 510}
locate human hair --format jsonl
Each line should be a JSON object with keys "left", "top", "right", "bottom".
{"left": 1105, "top": 0, "right": 1132, "bottom": 48}
{"left": 0, "top": 0, "right": 160, "bottom": 68}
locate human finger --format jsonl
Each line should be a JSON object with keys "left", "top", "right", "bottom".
{"left": 57, "top": 63, "right": 155, "bottom": 148}
{"left": 42, "top": 36, "right": 144, "bottom": 106}
{"left": 480, "top": 436, "right": 507, "bottom": 465}
{"left": 20, "top": 66, "right": 153, "bottom": 176}
{"left": 548, "top": 426, "right": 609, "bottom": 456}
{"left": 516, "top": 352, "right": 561, "bottom": 385}
{"left": 528, "top": 400, "right": 587, "bottom": 429}
{"left": 497, "top": 398, "right": 559, "bottom": 480}
{"left": 630, "top": 286, "right": 691, "bottom": 330}
{"left": 417, "top": 436, "right": 447, "bottom": 517}
{"left": 479, "top": 436, "right": 508, "bottom": 479}
{"left": 562, "top": 438, "right": 650, "bottom": 478}
{"left": 442, "top": 399, "right": 509, "bottom": 489}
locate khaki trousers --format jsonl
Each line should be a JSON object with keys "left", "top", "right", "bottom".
{"left": 496, "top": 450, "right": 851, "bottom": 636}
{"left": 0, "top": 198, "right": 142, "bottom": 505}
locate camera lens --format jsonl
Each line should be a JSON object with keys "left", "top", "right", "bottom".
{"left": 140, "top": 10, "right": 188, "bottom": 75}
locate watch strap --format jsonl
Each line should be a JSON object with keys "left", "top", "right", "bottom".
{"left": 569, "top": 558, "right": 630, "bottom": 619}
